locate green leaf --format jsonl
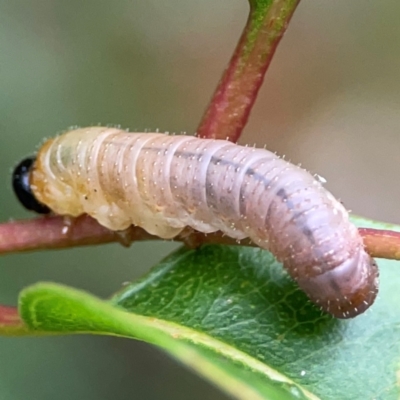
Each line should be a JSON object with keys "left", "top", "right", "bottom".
{"left": 18, "top": 216, "right": 400, "bottom": 400}
{"left": 19, "top": 283, "right": 312, "bottom": 400}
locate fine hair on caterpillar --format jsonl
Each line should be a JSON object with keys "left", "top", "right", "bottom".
{"left": 12, "top": 126, "right": 379, "bottom": 319}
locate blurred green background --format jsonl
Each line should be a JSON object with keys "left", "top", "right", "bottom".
{"left": 0, "top": 1, "right": 399, "bottom": 399}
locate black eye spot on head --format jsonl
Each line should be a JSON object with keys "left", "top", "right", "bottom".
{"left": 12, "top": 157, "right": 51, "bottom": 214}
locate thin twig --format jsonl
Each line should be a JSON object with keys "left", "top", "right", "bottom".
{"left": 0, "top": 305, "right": 28, "bottom": 335}
{"left": 1, "top": 215, "right": 399, "bottom": 261}
{"left": 359, "top": 228, "right": 400, "bottom": 260}
{"left": 0, "top": 215, "right": 250, "bottom": 255}
{"left": 197, "top": 0, "right": 301, "bottom": 142}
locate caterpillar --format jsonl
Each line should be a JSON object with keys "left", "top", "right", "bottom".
{"left": 12, "top": 127, "right": 379, "bottom": 319}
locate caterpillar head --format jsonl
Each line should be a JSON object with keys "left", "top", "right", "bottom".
{"left": 12, "top": 157, "right": 51, "bottom": 214}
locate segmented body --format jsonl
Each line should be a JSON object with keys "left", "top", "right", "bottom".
{"left": 30, "top": 127, "right": 379, "bottom": 318}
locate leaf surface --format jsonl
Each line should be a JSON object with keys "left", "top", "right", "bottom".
{"left": 17, "top": 217, "right": 400, "bottom": 399}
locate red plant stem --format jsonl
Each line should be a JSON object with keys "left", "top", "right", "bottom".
{"left": 0, "top": 305, "right": 28, "bottom": 335}
{"left": 359, "top": 228, "right": 400, "bottom": 260}
{"left": 0, "top": 306, "right": 21, "bottom": 324}
{"left": 197, "top": 0, "right": 301, "bottom": 142}
{"left": 0, "top": 215, "right": 249, "bottom": 254}
{"left": 0, "top": 215, "right": 153, "bottom": 253}
{"left": 1, "top": 215, "right": 399, "bottom": 261}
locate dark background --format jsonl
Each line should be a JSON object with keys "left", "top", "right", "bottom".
{"left": 1, "top": 1, "right": 399, "bottom": 399}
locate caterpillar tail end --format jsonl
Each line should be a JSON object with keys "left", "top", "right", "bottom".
{"left": 297, "top": 249, "right": 379, "bottom": 319}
